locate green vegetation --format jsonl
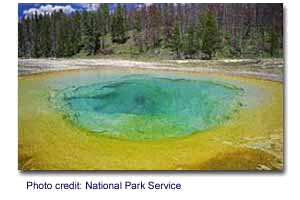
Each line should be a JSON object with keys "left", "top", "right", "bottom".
{"left": 111, "top": 4, "right": 128, "bottom": 44}
{"left": 198, "top": 11, "right": 221, "bottom": 59}
{"left": 169, "top": 23, "right": 182, "bottom": 59}
{"left": 18, "top": 3, "right": 283, "bottom": 60}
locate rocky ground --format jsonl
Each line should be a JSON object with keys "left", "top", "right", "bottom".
{"left": 18, "top": 58, "right": 284, "bottom": 81}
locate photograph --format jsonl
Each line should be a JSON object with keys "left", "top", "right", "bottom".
{"left": 18, "top": 3, "right": 283, "bottom": 170}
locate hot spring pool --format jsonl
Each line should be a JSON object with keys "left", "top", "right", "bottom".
{"left": 18, "top": 68, "right": 283, "bottom": 170}
{"left": 53, "top": 75, "right": 244, "bottom": 140}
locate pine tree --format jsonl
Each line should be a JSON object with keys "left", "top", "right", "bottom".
{"left": 81, "top": 11, "right": 97, "bottom": 55}
{"left": 99, "top": 4, "right": 110, "bottom": 50}
{"left": 133, "top": 9, "right": 144, "bottom": 52}
{"left": 183, "top": 25, "right": 198, "bottom": 58}
{"left": 170, "top": 23, "right": 182, "bottom": 59}
{"left": 32, "top": 12, "right": 42, "bottom": 57}
{"left": 18, "top": 21, "right": 25, "bottom": 57}
{"left": 198, "top": 10, "right": 221, "bottom": 59}
{"left": 62, "top": 14, "right": 74, "bottom": 57}
{"left": 101, "top": 4, "right": 110, "bottom": 34}
{"left": 162, "top": 3, "right": 175, "bottom": 47}
{"left": 111, "top": 4, "right": 127, "bottom": 43}
{"left": 24, "top": 17, "right": 34, "bottom": 57}
{"left": 40, "top": 14, "right": 52, "bottom": 57}
{"left": 50, "top": 11, "right": 59, "bottom": 57}
{"left": 54, "top": 10, "right": 66, "bottom": 57}
{"left": 70, "top": 11, "right": 82, "bottom": 55}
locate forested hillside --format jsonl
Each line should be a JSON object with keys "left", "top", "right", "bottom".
{"left": 18, "top": 3, "right": 283, "bottom": 59}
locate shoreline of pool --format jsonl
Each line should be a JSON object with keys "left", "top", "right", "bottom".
{"left": 18, "top": 58, "right": 284, "bottom": 82}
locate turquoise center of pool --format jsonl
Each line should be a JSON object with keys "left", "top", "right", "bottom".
{"left": 53, "top": 75, "right": 244, "bottom": 140}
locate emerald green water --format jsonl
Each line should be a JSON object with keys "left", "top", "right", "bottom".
{"left": 53, "top": 74, "right": 244, "bottom": 140}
